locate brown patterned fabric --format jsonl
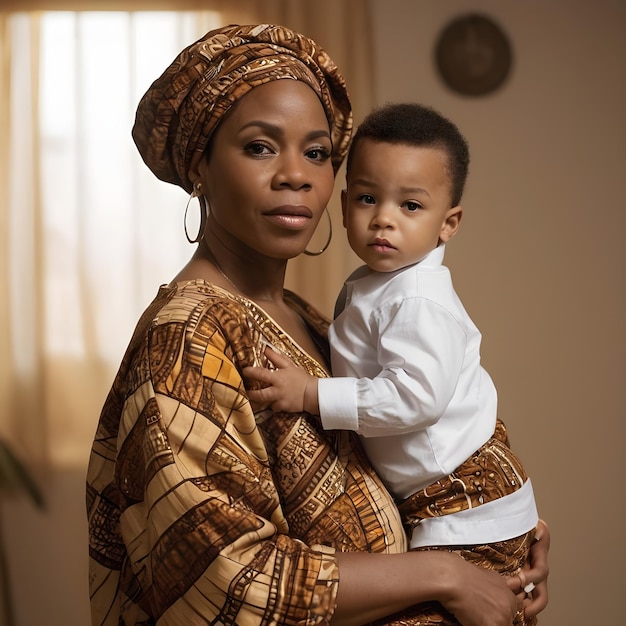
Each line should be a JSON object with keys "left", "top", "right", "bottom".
{"left": 132, "top": 23, "right": 353, "bottom": 194}
{"left": 398, "top": 420, "right": 528, "bottom": 527}
{"left": 373, "top": 420, "right": 537, "bottom": 626}
{"left": 87, "top": 281, "right": 539, "bottom": 625}
{"left": 86, "top": 280, "right": 408, "bottom": 625}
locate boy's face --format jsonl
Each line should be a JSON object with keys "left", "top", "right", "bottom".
{"left": 342, "top": 138, "right": 462, "bottom": 273}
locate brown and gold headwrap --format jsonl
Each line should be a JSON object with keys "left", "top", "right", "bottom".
{"left": 132, "top": 23, "right": 353, "bottom": 194}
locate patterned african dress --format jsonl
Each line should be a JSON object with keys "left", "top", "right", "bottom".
{"left": 86, "top": 280, "right": 535, "bottom": 626}
{"left": 87, "top": 280, "right": 408, "bottom": 626}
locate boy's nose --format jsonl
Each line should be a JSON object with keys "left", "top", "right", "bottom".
{"left": 371, "top": 205, "right": 395, "bottom": 229}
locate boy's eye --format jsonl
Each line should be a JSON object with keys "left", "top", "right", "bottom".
{"left": 358, "top": 194, "right": 376, "bottom": 205}
{"left": 404, "top": 201, "right": 422, "bottom": 212}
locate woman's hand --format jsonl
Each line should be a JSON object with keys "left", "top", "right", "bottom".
{"left": 332, "top": 550, "right": 520, "bottom": 626}
{"left": 331, "top": 523, "right": 550, "bottom": 626}
{"left": 506, "top": 519, "right": 550, "bottom": 621}
{"left": 445, "top": 520, "right": 551, "bottom": 626}
{"left": 439, "top": 553, "right": 521, "bottom": 626}
{"left": 243, "top": 347, "right": 320, "bottom": 414}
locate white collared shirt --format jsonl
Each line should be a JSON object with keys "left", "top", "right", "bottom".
{"left": 318, "top": 246, "right": 537, "bottom": 546}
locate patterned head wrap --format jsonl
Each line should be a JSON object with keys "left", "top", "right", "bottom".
{"left": 132, "top": 23, "right": 353, "bottom": 194}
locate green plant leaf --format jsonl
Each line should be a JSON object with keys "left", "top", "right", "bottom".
{"left": 0, "top": 441, "right": 44, "bottom": 509}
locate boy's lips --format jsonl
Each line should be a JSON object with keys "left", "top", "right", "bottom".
{"left": 370, "top": 237, "right": 396, "bottom": 251}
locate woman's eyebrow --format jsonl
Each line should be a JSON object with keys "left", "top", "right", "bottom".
{"left": 239, "top": 120, "right": 331, "bottom": 141}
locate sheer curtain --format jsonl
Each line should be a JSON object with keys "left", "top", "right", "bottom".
{"left": 0, "top": 2, "right": 374, "bottom": 473}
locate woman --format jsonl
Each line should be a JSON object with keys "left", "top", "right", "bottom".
{"left": 86, "top": 24, "right": 549, "bottom": 626}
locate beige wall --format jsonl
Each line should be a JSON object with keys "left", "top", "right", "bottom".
{"left": 369, "top": 0, "right": 626, "bottom": 624}
{"left": 2, "top": 1, "right": 625, "bottom": 624}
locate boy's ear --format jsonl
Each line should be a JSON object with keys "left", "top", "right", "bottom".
{"left": 439, "top": 205, "right": 463, "bottom": 243}
{"left": 341, "top": 189, "right": 348, "bottom": 228}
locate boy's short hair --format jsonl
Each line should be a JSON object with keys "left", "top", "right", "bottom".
{"left": 346, "top": 103, "right": 470, "bottom": 206}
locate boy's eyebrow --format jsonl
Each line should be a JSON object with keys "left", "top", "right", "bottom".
{"left": 350, "top": 178, "right": 431, "bottom": 197}
{"left": 398, "top": 185, "right": 431, "bottom": 197}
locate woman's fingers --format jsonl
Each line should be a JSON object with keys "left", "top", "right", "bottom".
{"left": 506, "top": 520, "right": 550, "bottom": 620}
{"left": 523, "top": 575, "right": 548, "bottom": 620}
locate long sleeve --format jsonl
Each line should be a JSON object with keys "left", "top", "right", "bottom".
{"left": 319, "top": 297, "right": 467, "bottom": 436}
{"left": 87, "top": 282, "right": 406, "bottom": 626}
{"left": 87, "top": 286, "right": 338, "bottom": 625}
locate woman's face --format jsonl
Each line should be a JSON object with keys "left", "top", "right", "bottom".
{"left": 195, "top": 80, "right": 336, "bottom": 260}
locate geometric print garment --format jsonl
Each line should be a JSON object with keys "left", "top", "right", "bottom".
{"left": 398, "top": 420, "right": 529, "bottom": 527}
{"left": 86, "top": 280, "right": 408, "bottom": 626}
{"left": 374, "top": 424, "right": 538, "bottom": 626}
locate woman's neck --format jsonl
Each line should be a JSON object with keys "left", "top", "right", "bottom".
{"left": 187, "top": 234, "right": 286, "bottom": 304}
{"left": 173, "top": 232, "right": 328, "bottom": 366}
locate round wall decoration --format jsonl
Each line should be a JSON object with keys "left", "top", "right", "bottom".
{"left": 434, "top": 14, "right": 513, "bottom": 96}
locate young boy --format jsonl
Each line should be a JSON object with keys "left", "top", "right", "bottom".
{"left": 245, "top": 103, "right": 539, "bottom": 623}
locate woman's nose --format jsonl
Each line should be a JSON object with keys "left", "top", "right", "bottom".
{"left": 274, "top": 153, "right": 312, "bottom": 190}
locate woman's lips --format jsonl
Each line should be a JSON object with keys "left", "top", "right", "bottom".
{"left": 264, "top": 205, "right": 313, "bottom": 230}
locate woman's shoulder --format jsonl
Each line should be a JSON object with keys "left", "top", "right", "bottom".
{"left": 127, "top": 281, "right": 329, "bottom": 378}
{"left": 149, "top": 278, "right": 276, "bottom": 336}
{"left": 153, "top": 281, "right": 328, "bottom": 337}
{"left": 156, "top": 278, "right": 239, "bottom": 316}
{"left": 119, "top": 280, "right": 247, "bottom": 369}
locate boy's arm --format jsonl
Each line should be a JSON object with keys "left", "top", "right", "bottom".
{"left": 243, "top": 347, "right": 320, "bottom": 414}
{"left": 246, "top": 300, "right": 467, "bottom": 434}
{"left": 319, "top": 297, "right": 468, "bottom": 436}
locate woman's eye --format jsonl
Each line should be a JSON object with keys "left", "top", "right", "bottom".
{"left": 245, "top": 141, "right": 272, "bottom": 156}
{"left": 306, "top": 146, "right": 331, "bottom": 161}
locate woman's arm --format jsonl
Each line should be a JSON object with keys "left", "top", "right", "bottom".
{"left": 333, "top": 519, "right": 550, "bottom": 626}
{"left": 332, "top": 550, "right": 519, "bottom": 626}
{"left": 87, "top": 294, "right": 342, "bottom": 626}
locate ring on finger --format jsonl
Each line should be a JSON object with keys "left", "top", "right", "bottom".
{"left": 524, "top": 581, "right": 535, "bottom": 594}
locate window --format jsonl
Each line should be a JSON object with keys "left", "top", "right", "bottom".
{"left": 5, "top": 11, "right": 223, "bottom": 465}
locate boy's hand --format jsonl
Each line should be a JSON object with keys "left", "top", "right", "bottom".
{"left": 243, "top": 346, "right": 320, "bottom": 414}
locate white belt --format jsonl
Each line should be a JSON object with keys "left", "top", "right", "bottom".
{"left": 409, "top": 478, "right": 539, "bottom": 548}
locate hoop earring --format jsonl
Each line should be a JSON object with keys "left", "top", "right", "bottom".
{"left": 184, "top": 183, "right": 208, "bottom": 244}
{"left": 304, "top": 207, "right": 332, "bottom": 256}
